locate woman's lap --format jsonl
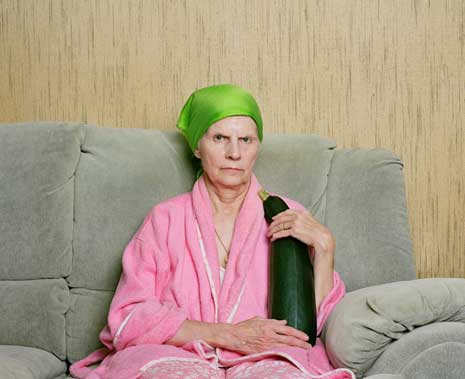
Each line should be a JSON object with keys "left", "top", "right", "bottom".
{"left": 227, "top": 358, "right": 308, "bottom": 378}
{"left": 139, "top": 357, "right": 307, "bottom": 379}
{"left": 140, "top": 358, "right": 224, "bottom": 379}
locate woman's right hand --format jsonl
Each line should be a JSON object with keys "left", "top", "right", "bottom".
{"left": 223, "top": 316, "right": 312, "bottom": 354}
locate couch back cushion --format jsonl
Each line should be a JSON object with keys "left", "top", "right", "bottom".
{"left": 0, "top": 123, "right": 80, "bottom": 279}
{"left": 0, "top": 122, "right": 81, "bottom": 359}
{"left": 326, "top": 149, "right": 416, "bottom": 291}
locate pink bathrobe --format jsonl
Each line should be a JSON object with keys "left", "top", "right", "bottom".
{"left": 70, "top": 174, "right": 354, "bottom": 379}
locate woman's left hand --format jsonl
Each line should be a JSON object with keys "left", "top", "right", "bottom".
{"left": 266, "top": 209, "right": 335, "bottom": 257}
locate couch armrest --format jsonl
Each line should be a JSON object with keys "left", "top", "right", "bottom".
{"left": 321, "top": 278, "right": 465, "bottom": 378}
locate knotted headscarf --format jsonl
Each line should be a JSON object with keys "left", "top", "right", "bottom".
{"left": 176, "top": 84, "right": 263, "bottom": 179}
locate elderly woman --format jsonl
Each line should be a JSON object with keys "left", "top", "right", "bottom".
{"left": 70, "top": 84, "right": 354, "bottom": 379}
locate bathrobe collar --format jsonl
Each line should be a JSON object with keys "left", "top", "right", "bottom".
{"left": 191, "top": 173, "right": 266, "bottom": 323}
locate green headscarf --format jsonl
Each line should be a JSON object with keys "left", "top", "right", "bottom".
{"left": 176, "top": 84, "right": 263, "bottom": 179}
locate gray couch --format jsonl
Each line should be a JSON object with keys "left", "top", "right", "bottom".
{"left": 1, "top": 122, "right": 464, "bottom": 379}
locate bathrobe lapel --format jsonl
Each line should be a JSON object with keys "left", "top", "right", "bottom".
{"left": 191, "top": 174, "right": 266, "bottom": 323}
{"left": 184, "top": 196, "right": 217, "bottom": 323}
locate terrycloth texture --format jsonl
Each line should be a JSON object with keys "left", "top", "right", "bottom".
{"left": 138, "top": 358, "right": 316, "bottom": 378}
{"left": 176, "top": 84, "right": 263, "bottom": 153}
{"left": 136, "top": 362, "right": 404, "bottom": 379}
{"left": 322, "top": 278, "right": 465, "bottom": 378}
{"left": 0, "top": 279, "right": 69, "bottom": 360}
{"left": 70, "top": 173, "right": 353, "bottom": 379}
{"left": 0, "top": 345, "right": 67, "bottom": 379}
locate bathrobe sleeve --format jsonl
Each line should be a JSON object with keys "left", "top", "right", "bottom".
{"left": 101, "top": 207, "right": 188, "bottom": 351}
{"left": 316, "top": 270, "right": 345, "bottom": 336}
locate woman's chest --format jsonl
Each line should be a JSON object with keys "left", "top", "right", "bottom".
{"left": 162, "top": 227, "right": 271, "bottom": 322}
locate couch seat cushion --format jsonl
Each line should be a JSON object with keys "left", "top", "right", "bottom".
{"left": 0, "top": 279, "right": 69, "bottom": 359}
{"left": 0, "top": 346, "right": 66, "bottom": 379}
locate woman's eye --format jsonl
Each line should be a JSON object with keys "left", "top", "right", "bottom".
{"left": 241, "top": 137, "right": 250, "bottom": 143}
{"left": 214, "top": 135, "right": 224, "bottom": 141}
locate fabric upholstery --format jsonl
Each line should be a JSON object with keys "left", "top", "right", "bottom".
{"left": 0, "top": 346, "right": 67, "bottom": 379}
{"left": 66, "top": 289, "right": 114, "bottom": 363}
{"left": 366, "top": 322, "right": 465, "bottom": 376}
{"left": 0, "top": 279, "right": 69, "bottom": 359}
{"left": 325, "top": 149, "right": 415, "bottom": 292}
{"left": 322, "top": 278, "right": 465, "bottom": 377}
{"left": 0, "top": 122, "right": 81, "bottom": 279}
{"left": 68, "top": 126, "right": 197, "bottom": 291}
{"left": 254, "top": 133, "right": 336, "bottom": 220}
{"left": 400, "top": 342, "right": 465, "bottom": 379}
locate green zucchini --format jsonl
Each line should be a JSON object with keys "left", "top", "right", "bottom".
{"left": 258, "top": 189, "right": 317, "bottom": 346}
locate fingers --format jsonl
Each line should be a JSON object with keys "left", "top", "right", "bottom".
{"left": 275, "top": 324, "right": 309, "bottom": 342}
{"left": 267, "top": 210, "right": 319, "bottom": 245}
{"left": 271, "top": 210, "right": 312, "bottom": 225}
{"left": 271, "top": 209, "right": 298, "bottom": 220}
{"left": 266, "top": 211, "right": 306, "bottom": 239}
{"left": 268, "top": 228, "right": 292, "bottom": 242}
{"left": 270, "top": 320, "right": 312, "bottom": 349}
{"left": 269, "top": 213, "right": 297, "bottom": 230}
{"left": 275, "top": 335, "right": 312, "bottom": 350}
{"left": 269, "top": 319, "right": 288, "bottom": 326}
{"left": 266, "top": 218, "right": 294, "bottom": 239}
{"left": 236, "top": 318, "right": 312, "bottom": 353}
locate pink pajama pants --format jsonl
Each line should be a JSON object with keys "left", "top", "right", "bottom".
{"left": 139, "top": 357, "right": 309, "bottom": 378}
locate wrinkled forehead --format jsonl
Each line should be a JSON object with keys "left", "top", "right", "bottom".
{"left": 206, "top": 115, "right": 259, "bottom": 135}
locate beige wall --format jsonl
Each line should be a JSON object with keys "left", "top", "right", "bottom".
{"left": 1, "top": 0, "right": 464, "bottom": 278}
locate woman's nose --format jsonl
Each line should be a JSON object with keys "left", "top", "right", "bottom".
{"left": 226, "top": 140, "right": 241, "bottom": 159}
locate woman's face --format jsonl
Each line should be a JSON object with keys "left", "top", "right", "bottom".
{"left": 194, "top": 115, "right": 260, "bottom": 189}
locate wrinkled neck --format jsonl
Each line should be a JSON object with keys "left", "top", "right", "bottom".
{"left": 203, "top": 175, "right": 251, "bottom": 218}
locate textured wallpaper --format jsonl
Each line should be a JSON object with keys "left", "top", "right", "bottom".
{"left": 1, "top": 0, "right": 464, "bottom": 278}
